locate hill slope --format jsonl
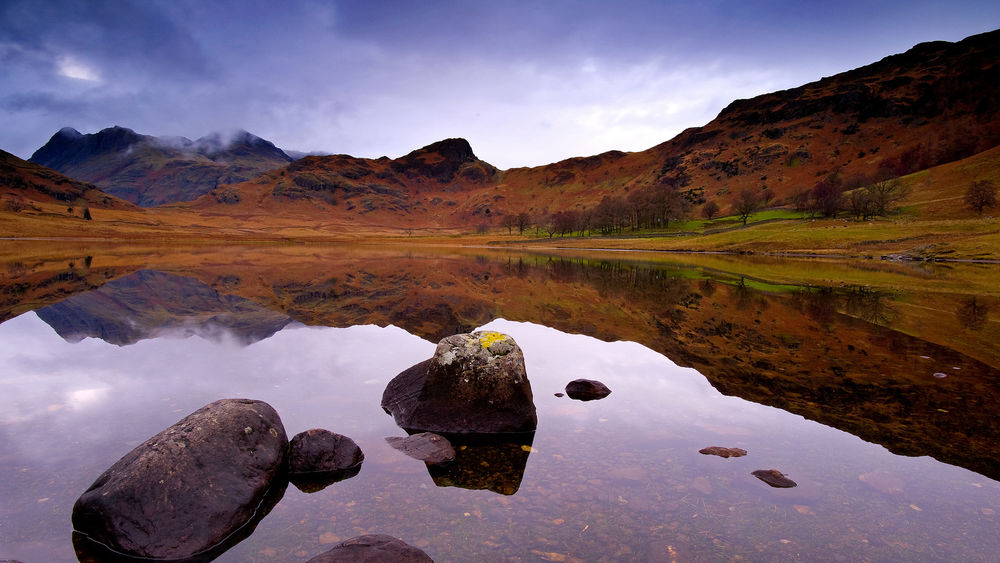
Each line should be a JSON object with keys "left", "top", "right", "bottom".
{"left": 29, "top": 126, "right": 293, "bottom": 206}
{"left": 0, "top": 149, "right": 137, "bottom": 212}
{"left": 12, "top": 28, "right": 1000, "bottom": 234}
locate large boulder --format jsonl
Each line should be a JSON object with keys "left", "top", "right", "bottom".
{"left": 71, "top": 398, "right": 288, "bottom": 560}
{"left": 381, "top": 331, "right": 536, "bottom": 434}
{"left": 305, "top": 534, "right": 433, "bottom": 562}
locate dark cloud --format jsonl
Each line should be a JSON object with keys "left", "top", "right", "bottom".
{"left": 0, "top": 0, "right": 213, "bottom": 81}
{"left": 1, "top": 0, "right": 998, "bottom": 167}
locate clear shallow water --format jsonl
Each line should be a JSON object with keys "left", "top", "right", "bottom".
{"left": 1, "top": 249, "right": 1000, "bottom": 561}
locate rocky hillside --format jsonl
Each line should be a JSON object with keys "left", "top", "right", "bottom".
{"left": 0, "top": 149, "right": 137, "bottom": 212}
{"left": 22, "top": 29, "right": 1000, "bottom": 228}
{"left": 29, "top": 126, "right": 292, "bottom": 206}
{"left": 183, "top": 29, "right": 1000, "bottom": 228}
{"left": 189, "top": 137, "right": 500, "bottom": 228}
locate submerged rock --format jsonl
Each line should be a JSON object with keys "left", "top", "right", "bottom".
{"left": 427, "top": 434, "right": 534, "bottom": 495}
{"left": 288, "top": 429, "right": 364, "bottom": 493}
{"left": 71, "top": 399, "right": 288, "bottom": 560}
{"left": 699, "top": 446, "right": 748, "bottom": 458}
{"left": 386, "top": 432, "right": 456, "bottom": 465}
{"left": 858, "top": 469, "right": 904, "bottom": 495}
{"left": 305, "top": 534, "right": 433, "bottom": 562}
{"left": 752, "top": 469, "right": 798, "bottom": 488}
{"left": 565, "top": 379, "right": 612, "bottom": 401}
{"left": 381, "top": 331, "right": 536, "bottom": 434}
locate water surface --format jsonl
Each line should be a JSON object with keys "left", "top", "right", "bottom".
{"left": 1, "top": 244, "right": 999, "bottom": 561}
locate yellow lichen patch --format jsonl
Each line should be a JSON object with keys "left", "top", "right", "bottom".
{"left": 477, "top": 331, "right": 508, "bottom": 349}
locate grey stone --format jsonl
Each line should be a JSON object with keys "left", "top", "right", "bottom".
{"left": 305, "top": 534, "right": 433, "bottom": 562}
{"left": 382, "top": 331, "right": 536, "bottom": 434}
{"left": 565, "top": 378, "right": 612, "bottom": 401}
{"left": 386, "top": 432, "right": 456, "bottom": 464}
{"left": 72, "top": 398, "right": 288, "bottom": 560}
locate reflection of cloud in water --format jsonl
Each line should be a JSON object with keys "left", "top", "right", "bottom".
{"left": 477, "top": 318, "right": 786, "bottom": 436}
{"left": 0, "top": 312, "right": 434, "bottom": 467}
{"left": 66, "top": 387, "right": 109, "bottom": 410}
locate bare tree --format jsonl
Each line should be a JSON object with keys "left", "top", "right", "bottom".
{"left": 733, "top": 189, "right": 760, "bottom": 226}
{"left": 964, "top": 180, "right": 998, "bottom": 215}
{"left": 501, "top": 214, "right": 518, "bottom": 234}
{"left": 515, "top": 212, "right": 531, "bottom": 234}
{"left": 701, "top": 200, "right": 720, "bottom": 220}
{"left": 3, "top": 195, "right": 26, "bottom": 212}
{"left": 866, "top": 177, "right": 909, "bottom": 216}
{"left": 810, "top": 174, "right": 845, "bottom": 217}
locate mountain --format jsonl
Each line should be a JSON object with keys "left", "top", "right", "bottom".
{"left": 188, "top": 29, "right": 1000, "bottom": 227}
{"left": 0, "top": 149, "right": 137, "bottom": 212}
{"left": 189, "top": 137, "right": 500, "bottom": 227}
{"left": 35, "top": 270, "right": 295, "bottom": 346}
{"left": 29, "top": 126, "right": 293, "bottom": 206}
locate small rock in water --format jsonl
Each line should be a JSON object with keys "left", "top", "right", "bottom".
{"left": 933, "top": 372, "right": 948, "bottom": 378}
{"left": 554, "top": 392, "right": 564, "bottom": 397}
{"left": 386, "top": 432, "right": 456, "bottom": 465}
{"left": 858, "top": 469, "right": 904, "bottom": 495}
{"left": 289, "top": 429, "right": 364, "bottom": 474}
{"left": 564, "top": 379, "right": 612, "bottom": 401}
{"left": 288, "top": 429, "right": 364, "bottom": 493}
{"left": 305, "top": 534, "right": 433, "bottom": 562}
{"left": 751, "top": 469, "right": 797, "bottom": 488}
{"left": 699, "top": 446, "right": 747, "bottom": 458}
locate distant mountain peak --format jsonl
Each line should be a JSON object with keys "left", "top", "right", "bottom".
{"left": 406, "top": 138, "right": 477, "bottom": 162}
{"left": 56, "top": 127, "right": 82, "bottom": 139}
{"left": 29, "top": 126, "right": 293, "bottom": 206}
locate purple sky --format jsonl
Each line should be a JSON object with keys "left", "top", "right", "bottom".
{"left": 1, "top": 1, "right": 997, "bottom": 169}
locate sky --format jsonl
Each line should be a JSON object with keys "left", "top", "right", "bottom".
{"left": 1, "top": 1, "right": 998, "bottom": 169}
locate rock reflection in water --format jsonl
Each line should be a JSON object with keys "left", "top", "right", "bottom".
{"left": 425, "top": 433, "right": 535, "bottom": 496}
{"left": 72, "top": 477, "right": 288, "bottom": 563}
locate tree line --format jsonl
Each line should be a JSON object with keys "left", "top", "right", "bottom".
{"left": 496, "top": 172, "right": 996, "bottom": 237}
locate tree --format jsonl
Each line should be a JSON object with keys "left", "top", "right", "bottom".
{"left": 701, "top": 200, "right": 720, "bottom": 220}
{"left": 846, "top": 188, "right": 877, "bottom": 220}
{"left": 501, "top": 214, "right": 518, "bottom": 234}
{"left": 515, "top": 212, "right": 531, "bottom": 234}
{"left": 810, "top": 174, "right": 845, "bottom": 217}
{"left": 964, "top": 180, "right": 998, "bottom": 216}
{"left": 551, "top": 210, "right": 579, "bottom": 236}
{"left": 3, "top": 195, "right": 26, "bottom": 212}
{"left": 733, "top": 189, "right": 760, "bottom": 226}
{"left": 866, "top": 177, "right": 909, "bottom": 216}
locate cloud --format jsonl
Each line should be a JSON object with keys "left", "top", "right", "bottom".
{"left": 1, "top": 0, "right": 999, "bottom": 166}
{"left": 56, "top": 56, "right": 101, "bottom": 82}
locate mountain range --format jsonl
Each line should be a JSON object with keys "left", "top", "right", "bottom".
{"left": 4, "top": 28, "right": 1000, "bottom": 231}
{"left": 29, "top": 127, "right": 292, "bottom": 206}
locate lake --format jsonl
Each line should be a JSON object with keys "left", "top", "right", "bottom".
{"left": 1, "top": 242, "right": 999, "bottom": 562}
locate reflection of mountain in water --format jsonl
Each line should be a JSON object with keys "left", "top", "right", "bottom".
{"left": 9, "top": 247, "right": 1000, "bottom": 481}
{"left": 212, "top": 252, "right": 1000, "bottom": 481}
{"left": 35, "top": 270, "right": 294, "bottom": 346}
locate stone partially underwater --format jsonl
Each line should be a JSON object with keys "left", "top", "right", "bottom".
{"left": 71, "top": 399, "right": 289, "bottom": 561}
{"left": 381, "top": 331, "right": 537, "bottom": 435}
{"left": 287, "top": 428, "right": 365, "bottom": 493}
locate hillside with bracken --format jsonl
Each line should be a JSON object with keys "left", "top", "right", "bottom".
{"left": 179, "top": 28, "right": 1000, "bottom": 230}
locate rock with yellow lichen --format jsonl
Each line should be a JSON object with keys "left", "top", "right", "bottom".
{"left": 382, "top": 331, "right": 536, "bottom": 434}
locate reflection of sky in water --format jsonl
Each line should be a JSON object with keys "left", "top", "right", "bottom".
{"left": 2, "top": 313, "right": 999, "bottom": 561}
